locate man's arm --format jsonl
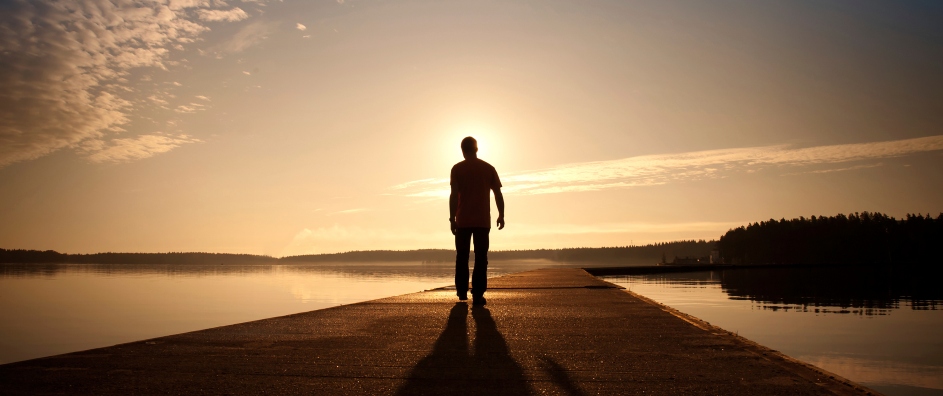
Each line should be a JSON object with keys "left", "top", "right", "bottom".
{"left": 494, "top": 187, "right": 505, "bottom": 230}
{"left": 449, "top": 185, "right": 458, "bottom": 235}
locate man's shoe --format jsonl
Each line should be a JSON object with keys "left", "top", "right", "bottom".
{"left": 457, "top": 291, "right": 468, "bottom": 301}
{"left": 472, "top": 295, "right": 486, "bottom": 305}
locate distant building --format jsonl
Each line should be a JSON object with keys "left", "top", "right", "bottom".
{"left": 659, "top": 249, "right": 722, "bottom": 266}
{"left": 710, "top": 249, "right": 721, "bottom": 264}
{"left": 670, "top": 256, "right": 701, "bottom": 265}
{"left": 667, "top": 253, "right": 719, "bottom": 266}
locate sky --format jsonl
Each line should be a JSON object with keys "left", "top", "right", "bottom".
{"left": 1, "top": 0, "right": 942, "bottom": 256}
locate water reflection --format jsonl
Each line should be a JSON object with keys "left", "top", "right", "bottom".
{"left": 0, "top": 260, "right": 574, "bottom": 365}
{"left": 606, "top": 266, "right": 941, "bottom": 316}
{"left": 602, "top": 267, "right": 943, "bottom": 396}
{"left": 0, "top": 260, "right": 565, "bottom": 279}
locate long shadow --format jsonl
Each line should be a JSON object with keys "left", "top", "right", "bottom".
{"left": 538, "top": 355, "right": 587, "bottom": 396}
{"left": 396, "top": 303, "right": 531, "bottom": 395}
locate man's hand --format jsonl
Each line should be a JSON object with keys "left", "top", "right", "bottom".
{"left": 450, "top": 219, "right": 458, "bottom": 235}
{"left": 493, "top": 188, "right": 505, "bottom": 231}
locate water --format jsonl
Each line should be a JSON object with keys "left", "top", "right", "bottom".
{"left": 0, "top": 260, "right": 565, "bottom": 365}
{"left": 602, "top": 267, "right": 943, "bottom": 396}
{"left": 5, "top": 262, "right": 942, "bottom": 396}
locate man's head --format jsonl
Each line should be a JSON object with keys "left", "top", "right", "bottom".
{"left": 461, "top": 136, "right": 478, "bottom": 159}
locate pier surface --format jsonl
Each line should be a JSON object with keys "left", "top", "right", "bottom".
{"left": 0, "top": 268, "right": 876, "bottom": 395}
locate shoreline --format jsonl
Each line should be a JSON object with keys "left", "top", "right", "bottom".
{"left": 0, "top": 268, "right": 878, "bottom": 395}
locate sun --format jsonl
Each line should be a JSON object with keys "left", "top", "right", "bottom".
{"left": 425, "top": 115, "right": 516, "bottom": 172}
{"left": 449, "top": 124, "right": 503, "bottom": 162}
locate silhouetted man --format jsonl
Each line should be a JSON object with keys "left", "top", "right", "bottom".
{"left": 450, "top": 136, "right": 504, "bottom": 305}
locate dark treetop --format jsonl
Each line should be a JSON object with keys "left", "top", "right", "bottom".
{"left": 718, "top": 212, "right": 943, "bottom": 267}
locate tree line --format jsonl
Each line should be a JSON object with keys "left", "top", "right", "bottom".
{"left": 2, "top": 240, "right": 716, "bottom": 265}
{"left": 718, "top": 212, "right": 943, "bottom": 266}
{"left": 486, "top": 240, "right": 715, "bottom": 264}
{"left": 280, "top": 240, "right": 714, "bottom": 265}
{"left": 0, "top": 249, "right": 277, "bottom": 264}
{"left": 8, "top": 211, "right": 941, "bottom": 267}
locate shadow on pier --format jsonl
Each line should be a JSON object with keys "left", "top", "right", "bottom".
{"left": 395, "top": 303, "right": 532, "bottom": 396}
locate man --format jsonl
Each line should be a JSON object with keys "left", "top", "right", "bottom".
{"left": 449, "top": 136, "right": 504, "bottom": 305}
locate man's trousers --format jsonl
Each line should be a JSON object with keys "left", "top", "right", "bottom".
{"left": 454, "top": 227, "right": 490, "bottom": 297}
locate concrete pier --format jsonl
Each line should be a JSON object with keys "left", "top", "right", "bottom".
{"left": 0, "top": 268, "right": 877, "bottom": 395}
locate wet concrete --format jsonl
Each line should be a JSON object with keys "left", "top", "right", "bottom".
{"left": 0, "top": 268, "right": 879, "bottom": 395}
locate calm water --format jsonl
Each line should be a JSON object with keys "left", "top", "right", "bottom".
{"left": 0, "top": 260, "right": 567, "bottom": 365}
{"left": 602, "top": 268, "right": 943, "bottom": 396}
{"left": 5, "top": 262, "right": 942, "bottom": 396}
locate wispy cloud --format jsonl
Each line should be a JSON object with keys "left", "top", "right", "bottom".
{"left": 148, "top": 95, "right": 170, "bottom": 106}
{"left": 169, "top": 0, "right": 210, "bottom": 10}
{"left": 82, "top": 134, "right": 202, "bottom": 163}
{"left": 0, "top": 0, "right": 253, "bottom": 168}
{"left": 509, "top": 221, "right": 746, "bottom": 236}
{"left": 332, "top": 208, "right": 369, "bottom": 215}
{"left": 782, "top": 162, "right": 884, "bottom": 176}
{"left": 391, "top": 135, "right": 943, "bottom": 197}
{"left": 211, "top": 20, "right": 277, "bottom": 55}
{"left": 197, "top": 8, "right": 249, "bottom": 22}
{"left": 174, "top": 104, "right": 204, "bottom": 114}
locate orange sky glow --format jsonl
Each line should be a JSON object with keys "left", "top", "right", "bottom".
{"left": 1, "top": 0, "right": 942, "bottom": 256}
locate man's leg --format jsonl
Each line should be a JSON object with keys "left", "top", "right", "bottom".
{"left": 454, "top": 228, "right": 473, "bottom": 300}
{"left": 471, "top": 227, "right": 491, "bottom": 300}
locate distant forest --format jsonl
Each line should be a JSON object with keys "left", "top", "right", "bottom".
{"left": 1, "top": 240, "right": 715, "bottom": 266}
{"left": 0, "top": 250, "right": 277, "bottom": 265}
{"left": 718, "top": 212, "right": 943, "bottom": 266}
{"left": 7, "top": 212, "right": 942, "bottom": 267}
{"left": 281, "top": 240, "right": 715, "bottom": 265}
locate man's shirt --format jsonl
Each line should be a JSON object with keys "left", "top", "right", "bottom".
{"left": 451, "top": 158, "right": 502, "bottom": 228}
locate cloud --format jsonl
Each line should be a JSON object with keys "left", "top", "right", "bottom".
{"left": 391, "top": 135, "right": 943, "bottom": 197}
{"left": 195, "top": 95, "right": 211, "bottom": 101}
{"left": 0, "top": 0, "right": 252, "bottom": 168}
{"left": 782, "top": 163, "right": 884, "bottom": 176}
{"left": 332, "top": 208, "right": 369, "bottom": 215}
{"left": 174, "top": 104, "right": 201, "bottom": 113}
{"left": 148, "top": 95, "right": 170, "bottom": 106}
{"left": 509, "top": 221, "right": 746, "bottom": 237}
{"left": 296, "top": 23, "right": 306, "bottom": 31}
{"left": 197, "top": 7, "right": 249, "bottom": 22}
{"left": 169, "top": 0, "right": 210, "bottom": 10}
{"left": 212, "top": 20, "right": 277, "bottom": 55}
{"left": 82, "top": 134, "right": 202, "bottom": 163}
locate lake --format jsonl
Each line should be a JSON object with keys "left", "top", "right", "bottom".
{"left": 601, "top": 267, "right": 943, "bottom": 396}
{"left": 0, "top": 260, "right": 567, "bottom": 365}
{"left": 3, "top": 262, "right": 941, "bottom": 396}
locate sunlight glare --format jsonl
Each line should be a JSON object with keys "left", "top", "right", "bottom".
{"left": 447, "top": 123, "right": 504, "bottom": 165}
